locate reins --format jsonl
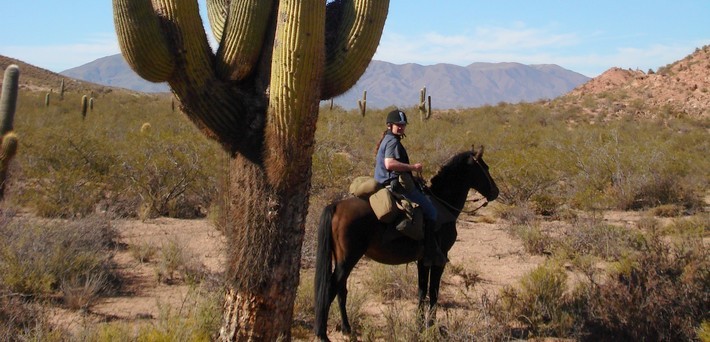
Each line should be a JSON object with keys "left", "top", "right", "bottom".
{"left": 416, "top": 154, "right": 492, "bottom": 216}
{"left": 426, "top": 188, "right": 488, "bottom": 216}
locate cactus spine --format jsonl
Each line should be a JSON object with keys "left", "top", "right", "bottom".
{"left": 113, "top": 0, "right": 389, "bottom": 338}
{"left": 358, "top": 90, "right": 367, "bottom": 117}
{"left": 0, "top": 65, "right": 20, "bottom": 200}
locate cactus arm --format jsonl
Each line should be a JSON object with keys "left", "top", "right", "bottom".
{"left": 215, "top": 0, "right": 275, "bottom": 80}
{"left": 0, "top": 65, "right": 19, "bottom": 135}
{"left": 113, "top": 0, "right": 176, "bottom": 82}
{"left": 206, "top": 0, "right": 228, "bottom": 42}
{"left": 321, "top": 0, "right": 389, "bottom": 99}
{"left": 0, "top": 133, "right": 18, "bottom": 164}
{"left": 264, "top": 0, "right": 324, "bottom": 190}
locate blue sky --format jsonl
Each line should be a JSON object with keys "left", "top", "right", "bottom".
{"left": 1, "top": 1, "right": 708, "bottom": 77}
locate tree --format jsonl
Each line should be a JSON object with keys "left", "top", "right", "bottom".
{"left": 112, "top": 0, "right": 389, "bottom": 340}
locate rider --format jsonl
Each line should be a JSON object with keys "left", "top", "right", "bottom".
{"left": 374, "top": 109, "right": 447, "bottom": 266}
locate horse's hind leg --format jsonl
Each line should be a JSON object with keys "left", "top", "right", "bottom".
{"left": 336, "top": 283, "right": 351, "bottom": 334}
{"left": 333, "top": 260, "right": 358, "bottom": 334}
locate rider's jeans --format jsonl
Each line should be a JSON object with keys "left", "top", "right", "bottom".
{"left": 402, "top": 188, "right": 437, "bottom": 222}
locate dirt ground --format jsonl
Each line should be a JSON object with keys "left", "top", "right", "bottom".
{"left": 47, "top": 202, "right": 687, "bottom": 340}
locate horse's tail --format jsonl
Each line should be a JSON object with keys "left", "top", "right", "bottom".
{"left": 314, "top": 202, "right": 336, "bottom": 337}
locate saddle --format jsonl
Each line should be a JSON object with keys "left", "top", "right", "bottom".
{"left": 349, "top": 176, "right": 455, "bottom": 242}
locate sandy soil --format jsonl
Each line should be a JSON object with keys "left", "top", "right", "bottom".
{"left": 49, "top": 203, "right": 687, "bottom": 340}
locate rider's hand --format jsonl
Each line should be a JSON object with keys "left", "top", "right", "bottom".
{"left": 411, "top": 163, "right": 423, "bottom": 173}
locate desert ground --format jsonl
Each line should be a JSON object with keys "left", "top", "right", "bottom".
{"left": 41, "top": 195, "right": 684, "bottom": 341}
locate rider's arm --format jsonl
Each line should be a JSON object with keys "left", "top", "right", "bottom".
{"left": 384, "top": 158, "right": 422, "bottom": 173}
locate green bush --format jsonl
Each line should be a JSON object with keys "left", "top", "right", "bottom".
{"left": 499, "top": 263, "right": 576, "bottom": 338}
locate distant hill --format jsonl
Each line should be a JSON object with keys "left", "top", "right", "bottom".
{"left": 335, "top": 61, "right": 589, "bottom": 109}
{"left": 59, "top": 54, "right": 589, "bottom": 109}
{"left": 562, "top": 45, "right": 710, "bottom": 119}
{"left": 0, "top": 55, "right": 117, "bottom": 95}
{"left": 61, "top": 54, "right": 169, "bottom": 93}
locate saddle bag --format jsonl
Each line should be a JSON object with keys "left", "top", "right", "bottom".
{"left": 349, "top": 176, "right": 383, "bottom": 198}
{"left": 395, "top": 199, "right": 424, "bottom": 240}
{"left": 369, "top": 188, "right": 400, "bottom": 223}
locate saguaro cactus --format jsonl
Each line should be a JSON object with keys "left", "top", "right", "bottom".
{"left": 113, "top": 0, "right": 389, "bottom": 339}
{"left": 358, "top": 90, "right": 367, "bottom": 117}
{"left": 81, "top": 95, "right": 88, "bottom": 119}
{"left": 419, "top": 86, "right": 432, "bottom": 120}
{"left": 0, "top": 65, "right": 20, "bottom": 200}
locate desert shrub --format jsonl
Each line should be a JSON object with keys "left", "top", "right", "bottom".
{"left": 651, "top": 203, "right": 684, "bottom": 217}
{"left": 560, "top": 122, "right": 709, "bottom": 211}
{"left": 530, "top": 193, "right": 561, "bottom": 217}
{"left": 0, "top": 295, "right": 58, "bottom": 341}
{"left": 81, "top": 285, "right": 222, "bottom": 342}
{"left": 156, "top": 237, "right": 206, "bottom": 284}
{"left": 496, "top": 204, "right": 536, "bottom": 225}
{"left": 583, "top": 230, "right": 709, "bottom": 341}
{"left": 0, "top": 214, "right": 117, "bottom": 296}
{"left": 364, "top": 263, "right": 418, "bottom": 301}
{"left": 129, "top": 241, "right": 158, "bottom": 263}
{"left": 559, "top": 217, "right": 642, "bottom": 261}
{"left": 663, "top": 214, "right": 709, "bottom": 237}
{"left": 122, "top": 130, "right": 224, "bottom": 220}
{"left": 15, "top": 129, "right": 119, "bottom": 218}
{"left": 507, "top": 224, "right": 553, "bottom": 255}
{"left": 61, "top": 272, "right": 108, "bottom": 311}
{"left": 498, "top": 263, "right": 577, "bottom": 338}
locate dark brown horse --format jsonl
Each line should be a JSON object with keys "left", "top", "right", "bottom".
{"left": 314, "top": 146, "right": 499, "bottom": 340}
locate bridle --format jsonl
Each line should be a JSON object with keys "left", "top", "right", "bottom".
{"left": 419, "top": 152, "right": 494, "bottom": 216}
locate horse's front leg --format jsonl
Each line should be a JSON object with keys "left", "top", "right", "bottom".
{"left": 426, "top": 264, "right": 446, "bottom": 328}
{"left": 416, "top": 261, "right": 430, "bottom": 329}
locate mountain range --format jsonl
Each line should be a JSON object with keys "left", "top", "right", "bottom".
{"left": 60, "top": 54, "right": 590, "bottom": 109}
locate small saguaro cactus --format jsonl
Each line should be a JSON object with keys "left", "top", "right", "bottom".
{"left": 45, "top": 92, "right": 51, "bottom": 107}
{"left": 419, "top": 86, "right": 432, "bottom": 120}
{"left": 0, "top": 65, "right": 20, "bottom": 200}
{"left": 89, "top": 97, "right": 95, "bottom": 111}
{"left": 81, "top": 95, "right": 88, "bottom": 119}
{"left": 59, "top": 79, "right": 65, "bottom": 100}
{"left": 358, "top": 90, "right": 367, "bottom": 117}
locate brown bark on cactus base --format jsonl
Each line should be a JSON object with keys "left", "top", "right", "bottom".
{"left": 219, "top": 155, "right": 308, "bottom": 341}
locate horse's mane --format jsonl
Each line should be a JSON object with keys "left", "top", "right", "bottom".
{"left": 429, "top": 151, "right": 472, "bottom": 187}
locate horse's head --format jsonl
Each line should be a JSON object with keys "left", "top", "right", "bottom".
{"left": 465, "top": 145, "right": 499, "bottom": 201}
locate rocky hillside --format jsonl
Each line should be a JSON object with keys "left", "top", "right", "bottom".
{"left": 562, "top": 46, "right": 710, "bottom": 119}
{"left": 0, "top": 55, "right": 125, "bottom": 95}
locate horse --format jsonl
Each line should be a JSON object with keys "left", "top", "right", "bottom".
{"left": 314, "top": 145, "right": 499, "bottom": 340}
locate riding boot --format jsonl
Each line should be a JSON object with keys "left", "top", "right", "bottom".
{"left": 423, "top": 219, "right": 447, "bottom": 266}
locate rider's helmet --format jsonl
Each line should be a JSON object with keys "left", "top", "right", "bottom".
{"left": 386, "top": 109, "right": 408, "bottom": 125}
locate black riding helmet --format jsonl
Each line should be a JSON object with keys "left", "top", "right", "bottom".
{"left": 386, "top": 109, "right": 408, "bottom": 125}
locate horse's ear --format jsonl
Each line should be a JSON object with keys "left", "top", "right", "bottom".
{"left": 476, "top": 145, "right": 484, "bottom": 159}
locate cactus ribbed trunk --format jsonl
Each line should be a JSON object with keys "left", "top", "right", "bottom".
{"left": 0, "top": 65, "right": 19, "bottom": 200}
{"left": 113, "top": 0, "right": 389, "bottom": 339}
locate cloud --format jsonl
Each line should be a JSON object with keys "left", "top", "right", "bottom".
{"left": 375, "top": 23, "right": 579, "bottom": 66}
{"left": 0, "top": 33, "right": 119, "bottom": 72}
{"left": 374, "top": 23, "right": 707, "bottom": 77}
